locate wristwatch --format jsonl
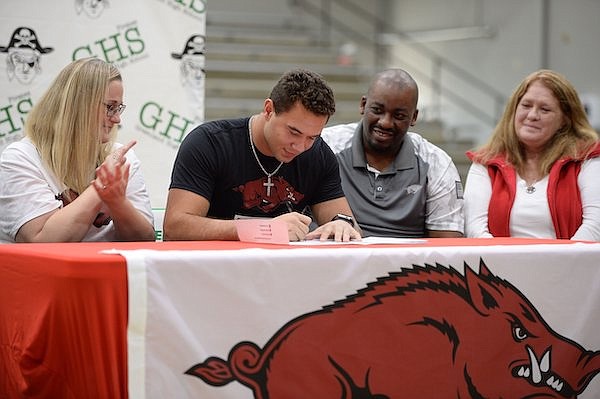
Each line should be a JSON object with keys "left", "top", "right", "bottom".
{"left": 331, "top": 213, "right": 355, "bottom": 227}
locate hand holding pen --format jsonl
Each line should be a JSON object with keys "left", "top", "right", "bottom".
{"left": 274, "top": 201, "right": 312, "bottom": 241}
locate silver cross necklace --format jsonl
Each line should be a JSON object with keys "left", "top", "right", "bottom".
{"left": 248, "top": 116, "right": 283, "bottom": 197}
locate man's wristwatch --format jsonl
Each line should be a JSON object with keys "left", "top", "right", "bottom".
{"left": 331, "top": 213, "right": 355, "bottom": 227}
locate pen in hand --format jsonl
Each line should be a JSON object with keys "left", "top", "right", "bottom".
{"left": 285, "top": 200, "right": 294, "bottom": 213}
{"left": 285, "top": 201, "right": 310, "bottom": 216}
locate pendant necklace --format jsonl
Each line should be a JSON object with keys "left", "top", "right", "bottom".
{"left": 248, "top": 116, "right": 283, "bottom": 197}
{"left": 525, "top": 178, "right": 538, "bottom": 194}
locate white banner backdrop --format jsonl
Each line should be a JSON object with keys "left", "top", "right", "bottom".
{"left": 121, "top": 242, "right": 600, "bottom": 398}
{"left": 0, "top": 0, "right": 205, "bottom": 207}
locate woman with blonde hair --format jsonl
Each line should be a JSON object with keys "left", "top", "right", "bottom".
{"left": 0, "top": 57, "right": 155, "bottom": 242}
{"left": 464, "top": 69, "right": 600, "bottom": 241}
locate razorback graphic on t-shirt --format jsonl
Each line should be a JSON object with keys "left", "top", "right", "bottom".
{"left": 236, "top": 176, "right": 304, "bottom": 213}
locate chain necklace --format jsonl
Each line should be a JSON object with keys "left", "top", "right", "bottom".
{"left": 525, "top": 177, "right": 539, "bottom": 194}
{"left": 248, "top": 116, "right": 283, "bottom": 196}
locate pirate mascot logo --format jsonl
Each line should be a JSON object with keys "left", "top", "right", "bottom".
{"left": 75, "top": 0, "right": 110, "bottom": 18}
{"left": 171, "top": 34, "right": 205, "bottom": 122}
{"left": 0, "top": 27, "right": 53, "bottom": 84}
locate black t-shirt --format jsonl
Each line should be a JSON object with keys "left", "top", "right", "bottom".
{"left": 170, "top": 117, "right": 344, "bottom": 219}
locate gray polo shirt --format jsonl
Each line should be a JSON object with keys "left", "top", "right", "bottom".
{"left": 322, "top": 122, "right": 464, "bottom": 238}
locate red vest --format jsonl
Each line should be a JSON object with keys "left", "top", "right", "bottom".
{"left": 468, "top": 143, "right": 600, "bottom": 239}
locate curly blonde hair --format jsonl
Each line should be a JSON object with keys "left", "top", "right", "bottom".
{"left": 471, "top": 69, "right": 598, "bottom": 175}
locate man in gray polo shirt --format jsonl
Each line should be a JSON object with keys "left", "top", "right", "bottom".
{"left": 321, "top": 69, "right": 464, "bottom": 238}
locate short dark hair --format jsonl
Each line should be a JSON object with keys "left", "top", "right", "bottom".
{"left": 269, "top": 68, "right": 336, "bottom": 118}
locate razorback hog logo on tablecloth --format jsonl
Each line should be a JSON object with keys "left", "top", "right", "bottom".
{"left": 186, "top": 260, "right": 600, "bottom": 398}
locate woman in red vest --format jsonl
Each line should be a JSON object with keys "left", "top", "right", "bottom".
{"left": 465, "top": 69, "right": 600, "bottom": 241}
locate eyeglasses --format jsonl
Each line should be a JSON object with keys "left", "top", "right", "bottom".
{"left": 103, "top": 102, "right": 126, "bottom": 117}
